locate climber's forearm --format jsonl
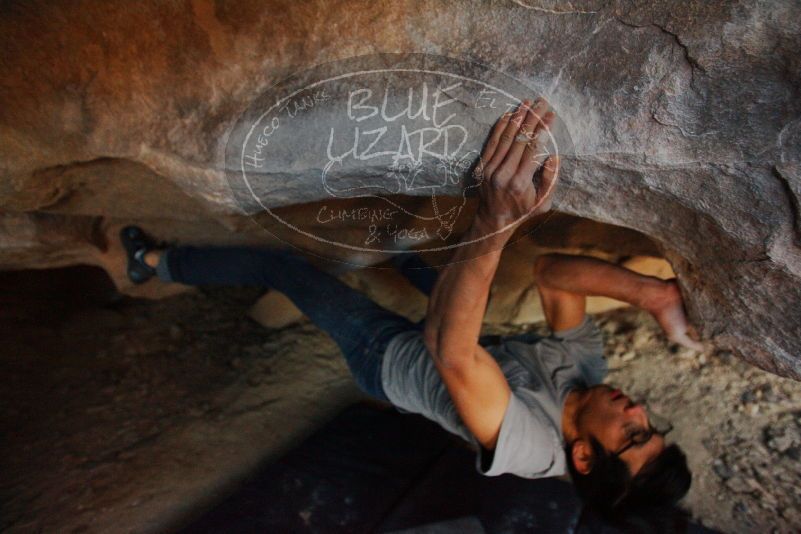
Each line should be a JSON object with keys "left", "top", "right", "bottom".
{"left": 423, "top": 217, "right": 513, "bottom": 368}
{"left": 533, "top": 253, "right": 664, "bottom": 309}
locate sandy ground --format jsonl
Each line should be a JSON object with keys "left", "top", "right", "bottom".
{"left": 2, "top": 286, "right": 800, "bottom": 533}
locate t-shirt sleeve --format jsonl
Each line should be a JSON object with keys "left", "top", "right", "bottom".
{"left": 474, "top": 391, "right": 565, "bottom": 478}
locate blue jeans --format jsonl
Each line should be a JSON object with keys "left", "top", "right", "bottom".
{"left": 157, "top": 247, "right": 440, "bottom": 402}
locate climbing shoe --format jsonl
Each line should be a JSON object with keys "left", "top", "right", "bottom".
{"left": 120, "top": 225, "right": 158, "bottom": 284}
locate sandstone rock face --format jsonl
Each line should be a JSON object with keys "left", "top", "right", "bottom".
{"left": 0, "top": 1, "right": 799, "bottom": 378}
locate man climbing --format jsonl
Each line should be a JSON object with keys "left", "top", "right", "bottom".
{"left": 120, "top": 97, "right": 697, "bottom": 528}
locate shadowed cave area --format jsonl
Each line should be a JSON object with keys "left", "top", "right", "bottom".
{"left": 2, "top": 205, "right": 801, "bottom": 533}
{"left": 2, "top": 1, "right": 801, "bottom": 533}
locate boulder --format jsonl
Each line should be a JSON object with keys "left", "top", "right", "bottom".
{"left": 0, "top": 0, "right": 799, "bottom": 378}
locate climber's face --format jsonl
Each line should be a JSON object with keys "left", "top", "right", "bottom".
{"left": 572, "top": 385, "right": 666, "bottom": 476}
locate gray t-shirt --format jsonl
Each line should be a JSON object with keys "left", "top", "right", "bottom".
{"left": 380, "top": 315, "right": 607, "bottom": 479}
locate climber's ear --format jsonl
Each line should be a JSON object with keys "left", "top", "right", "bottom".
{"left": 571, "top": 438, "right": 594, "bottom": 475}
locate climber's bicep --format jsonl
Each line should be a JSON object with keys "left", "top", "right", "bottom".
{"left": 434, "top": 344, "right": 511, "bottom": 450}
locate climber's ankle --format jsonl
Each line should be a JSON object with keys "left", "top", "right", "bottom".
{"left": 144, "top": 250, "right": 162, "bottom": 268}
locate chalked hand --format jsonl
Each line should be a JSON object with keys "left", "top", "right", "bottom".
{"left": 474, "top": 98, "right": 559, "bottom": 230}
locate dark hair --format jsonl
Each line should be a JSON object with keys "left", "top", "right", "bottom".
{"left": 565, "top": 436, "right": 692, "bottom": 533}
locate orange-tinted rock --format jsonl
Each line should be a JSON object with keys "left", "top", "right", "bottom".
{"left": 0, "top": 1, "right": 799, "bottom": 378}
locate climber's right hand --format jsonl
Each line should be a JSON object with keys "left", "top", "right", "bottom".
{"left": 473, "top": 97, "right": 560, "bottom": 231}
